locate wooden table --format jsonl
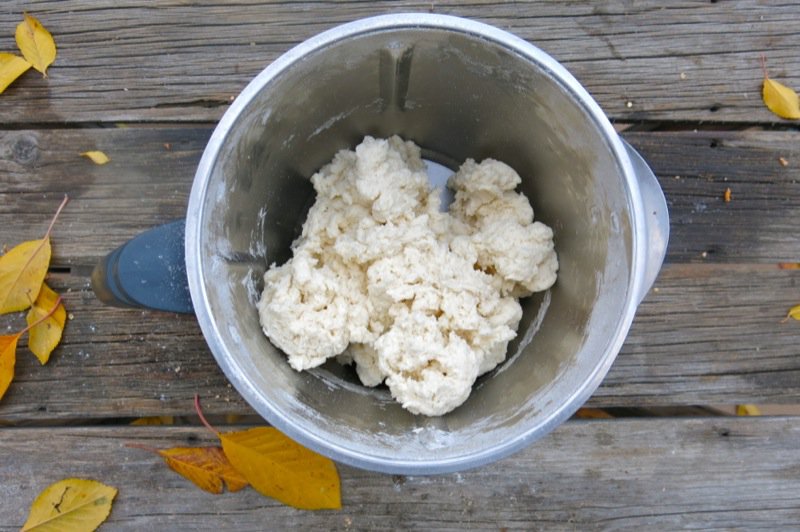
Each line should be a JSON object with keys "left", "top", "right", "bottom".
{"left": 2, "top": 2, "right": 799, "bottom": 529}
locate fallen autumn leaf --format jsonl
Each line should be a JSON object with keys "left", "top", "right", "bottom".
{"left": 220, "top": 427, "right": 342, "bottom": 509}
{"left": 761, "top": 55, "right": 800, "bottom": 119}
{"left": 80, "top": 151, "right": 110, "bottom": 165}
{"left": 736, "top": 404, "right": 761, "bottom": 416}
{"left": 0, "top": 334, "right": 21, "bottom": 401}
{"left": 783, "top": 304, "right": 800, "bottom": 323}
{"left": 763, "top": 78, "right": 800, "bottom": 119}
{"left": 0, "top": 195, "right": 67, "bottom": 314}
{"left": 0, "top": 293, "right": 62, "bottom": 401}
{"left": 195, "top": 395, "right": 342, "bottom": 510}
{"left": 129, "top": 443, "right": 248, "bottom": 494}
{"left": 0, "top": 52, "right": 31, "bottom": 94}
{"left": 21, "top": 478, "right": 117, "bottom": 532}
{"left": 26, "top": 283, "right": 66, "bottom": 365}
{"left": 15, "top": 13, "right": 56, "bottom": 76}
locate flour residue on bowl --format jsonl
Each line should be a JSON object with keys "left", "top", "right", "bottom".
{"left": 240, "top": 268, "right": 260, "bottom": 305}
{"left": 249, "top": 205, "right": 269, "bottom": 260}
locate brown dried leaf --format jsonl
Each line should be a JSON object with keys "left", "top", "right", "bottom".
{"left": 160, "top": 446, "right": 248, "bottom": 494}
{"left": 129, "top": 443, "right": 248, "bottom": 494}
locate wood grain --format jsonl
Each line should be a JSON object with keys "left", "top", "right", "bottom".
{"left": 1, "top": 3, "right": 797, "bottom": 526}
{"left": 0, "top": 1, "right": 796, "bottom": 124}
{"left": 0, "top": 126, "right": 798, "bottom": 421}
{"left": 0, "top": 126, "right": 206, "bottom": 265}
{"left": 0, "top": 262, "right": 797, "bottom": 422}
{"left": 626, "top": 131, "right": 800, "bottom": 263}
{"left": 1, "top": 418, "right": 799, "bottom": 530}
{"left": 1, "top": 127, "right": 798, "bottom": 265}
{"left": 605, "top": 263, "right": 800, "bottom": 407}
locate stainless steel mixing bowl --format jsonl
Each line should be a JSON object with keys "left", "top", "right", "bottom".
{"left": 95, "top": 14, "right": 669, "bottom": 474}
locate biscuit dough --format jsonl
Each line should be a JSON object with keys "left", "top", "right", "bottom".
{"left": 259, "top": 136, "right": 557, "bottom": 416}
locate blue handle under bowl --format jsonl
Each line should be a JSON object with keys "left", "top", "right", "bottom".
{"left": 91, "top": 220, "right": 193, "bottom": 314}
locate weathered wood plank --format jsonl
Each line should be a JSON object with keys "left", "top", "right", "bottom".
{"left": 601, "top": 263, "right": 800, "bottom": 407}
{"left": 1, "top": 127, "right": 799, "bottom": 264}
{"left": 0, "top": 1, "right": 796, "bottom": 124}
{"left": 1, "top": 418, "right": 798, "bottom": 530}
{"left": 0, "top": 126, "right": 798, "bottom": 421}
{"left": 0, "top": 263, "right": 797, "bottom": 422}
{"left": 0, "top": 126, "right": 207, "bottom": 265}
{"left": 626, "top": 130, "right": 800, "bottom": 263}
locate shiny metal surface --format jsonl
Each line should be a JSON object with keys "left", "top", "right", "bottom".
{"left": 622, "top": 140, "right": 670, "bottom": 304}
{"left": 185, "top": 14, "right": 667, "bottom": 474}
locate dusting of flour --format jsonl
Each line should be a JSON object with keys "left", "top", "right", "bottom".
{"left": 258, "top": 136, "right": 557, "bottom": 416}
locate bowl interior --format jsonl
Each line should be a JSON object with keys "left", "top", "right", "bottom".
{"left": 194, "top": 19, "right": 635, "bottom": 472}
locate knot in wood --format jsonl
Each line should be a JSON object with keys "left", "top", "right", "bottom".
{"left": 12, "top": 133, "right": 40, "bottom": 166}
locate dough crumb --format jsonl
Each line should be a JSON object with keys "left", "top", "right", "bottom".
{"left": 259, "top": 136, "right": 558, "bottom": 416}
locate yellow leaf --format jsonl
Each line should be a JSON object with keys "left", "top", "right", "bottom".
{"left": 220, "top": 427, "right": 341, "bottom": 510}
{"left": 0, "top": 334, "right": 20, "bottom": 401}
{"left": 20, "top": 478, "right": 117, "bottom": 532}
{"left": 0, "top": 52, "right": 32, "bottom": 94}
{"left": 1, "top": 294, "right": 61, "bottom": 403}
{"left": 0, "top": 196, "right": 67, "bottom": 315}
{"left": 80, "top": 151, "right": 110, "bottom": 165}
{"left": 15, "top": 14, "right": 56, "bottom": 76}
{"left": 736, "top": 404, "right": 761, "bottom": 416}
{"left": 25, "top": 283, "right": 66, "bottom": 365}
{"left": 158, "top": 446, "right": 248, "bottom": 494}
{"left": 784, "top": 304, "right": 800, "bottom": 322}
{"left": 0, "top": 238, "right": 50, "bottom": 314}
{"left": 130, "top": 415, "right": 175, "bottom": 425}
{"left": 763, "top": 78, "right": 800, "bottom": 120}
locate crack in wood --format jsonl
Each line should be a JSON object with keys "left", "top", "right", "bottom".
{"left": 153, "top": 99, "right": 231, "bottom": 109}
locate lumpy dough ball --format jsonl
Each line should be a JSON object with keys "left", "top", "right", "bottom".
{"left": 258, "top": 136, "right": 558, "bottom": 416}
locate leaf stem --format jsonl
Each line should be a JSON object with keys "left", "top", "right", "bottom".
{"left": 45, "top": 195, "right": 69, "bottom": 240}
{"left": 125, "top": 442, "right": 162, "bottom": 454}
{"left": 19, "top": 295, "right": 62, "bottom": 337}
{"left": 194, "top": 394, "right": 219, "bottom": 435}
